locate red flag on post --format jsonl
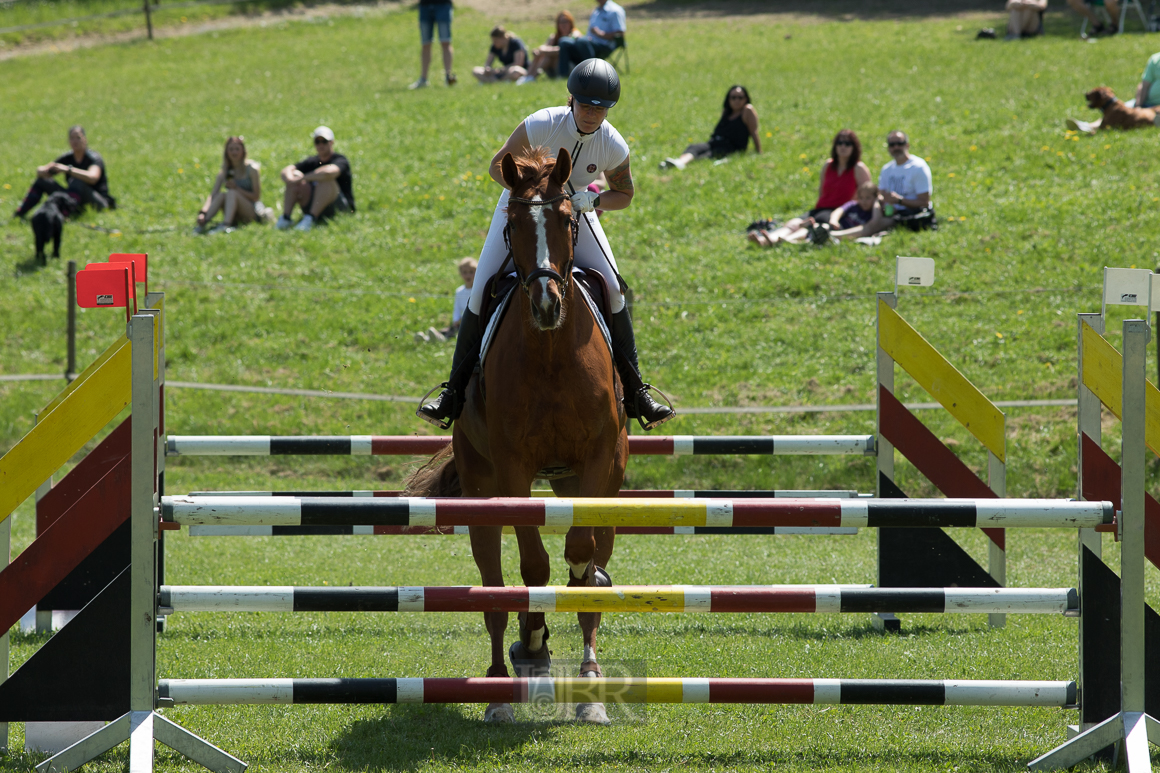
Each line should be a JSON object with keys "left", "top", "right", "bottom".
{"left": 108, "top": 253, "right": 147, "bottom": 297}
{"left": 76, "top": 265, "right": 133, "bottom": 322}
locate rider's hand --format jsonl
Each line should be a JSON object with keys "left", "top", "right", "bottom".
{"left": 570, "top": 190, "right": 600, "bottom": 214}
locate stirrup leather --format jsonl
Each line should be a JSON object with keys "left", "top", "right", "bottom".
{"left": 633, "top": 384, "right": 676, "bottom": 431}
{"left": 415, "top": 382, "right": 457, "bottom": 430}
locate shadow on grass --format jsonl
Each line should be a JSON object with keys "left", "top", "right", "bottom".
{"left": 318, "top": 706, "right": 1073, "bottom": 771}
{"left": 631, "top": 0, "right": 1011, "bottom": 19}
{"left": 326, "top": 703, "right": 553, "bottom": 771}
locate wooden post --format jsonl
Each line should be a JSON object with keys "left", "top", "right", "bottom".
{"left": 66, "top": 260, "right": 77, "bottom": 382}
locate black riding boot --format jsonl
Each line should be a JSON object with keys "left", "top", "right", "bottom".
{"left": 610, "top": 308, "right": 674, "bottom": 430}
{"left": 416, "top": 310, "right": 483, "bottom": 428}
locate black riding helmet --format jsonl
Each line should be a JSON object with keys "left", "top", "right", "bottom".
{"left": 567, "top": 58, "right": 621, "bottom": 109}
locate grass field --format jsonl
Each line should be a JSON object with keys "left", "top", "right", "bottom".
{"left": 4, "top": 2, "right": 1160, "bottom": 770}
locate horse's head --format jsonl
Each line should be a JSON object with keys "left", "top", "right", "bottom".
{"left": 501, "top": 147, "right": 577, "bottom": 331}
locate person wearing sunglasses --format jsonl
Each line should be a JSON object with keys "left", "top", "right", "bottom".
{"left": 749, "top": 128, "right": 869, "bottom": 246}
{"left": 276, "top": 126, "right": 356, "bottom": 232}
{"left": 661, "top": 85, "right": 761, "bottom": 170}
{"left": 874, "top": 130, "right": 935, "bottom": 231}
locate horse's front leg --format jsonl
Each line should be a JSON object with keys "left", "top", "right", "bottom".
{"left": 469, "top": 525, "right": 514, "bottom": 723}
{"left": 510, "top": 525, "right": 552, "bottom": 677}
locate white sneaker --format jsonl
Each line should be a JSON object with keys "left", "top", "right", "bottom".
{"left": 414, "top": 331, "right": 430, "bottom": 343}
{"left": 409, "top": 77, "right": 429, "bottom": 90}
{"left": 294, "top": 215, "right": 314, "bottom": 232}
{"left": 428, "top": 326, "right": 447, "bottom": 343}
{"left": 275, "top": 215, "right": 293, "bottom": 230}
{"left": 663, "top": 157, "right": 686, "bottom": 171}
{"left": 1065, "top": 118, "right": 1093, "bottom": 133}
{"left": 515, "top": 74, "right": 535, "bottom": 85}
{"left": 208, "top": 223, "right": 233, "bottom": 234}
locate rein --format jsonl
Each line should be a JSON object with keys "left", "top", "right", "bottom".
{"left": 500, "top": 192, "right": 579, "bottom": 298}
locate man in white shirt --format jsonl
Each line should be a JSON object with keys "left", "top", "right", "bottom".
{"left": 557, "top": 0, "right": 625, "bottom": 77}
{"left": 872, "top": 130, "right": 936, "bottom": 232}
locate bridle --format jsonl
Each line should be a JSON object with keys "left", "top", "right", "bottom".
{"left": 501, "top": 192, "right": 580, "bottom": 298}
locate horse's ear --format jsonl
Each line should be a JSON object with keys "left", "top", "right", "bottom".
{"left": 500, "top": 153, "right": 520, "bottom": 191}
{"left": 551, "top": 148, "right": 572, "bottom": 188}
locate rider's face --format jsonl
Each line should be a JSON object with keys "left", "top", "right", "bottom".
{"left": 572, "top": 100, "right": 609, "bottom": 134}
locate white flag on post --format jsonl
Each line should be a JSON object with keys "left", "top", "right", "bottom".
{"left": 896, "top": 256, "right": 935, "bottom": 289}
{"left": 1103, "top": 267, "right": 1153, "bottom": 308}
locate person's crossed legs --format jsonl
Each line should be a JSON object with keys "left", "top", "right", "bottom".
{"left": 283, "top": 179, "right": 339, "bottom": 222}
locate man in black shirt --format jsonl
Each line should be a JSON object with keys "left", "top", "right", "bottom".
{"left": 276, "top": 126, "right": 355, "bottom": 232}
{"left": 14, "top": 125, "right": 116, "bottom": 219}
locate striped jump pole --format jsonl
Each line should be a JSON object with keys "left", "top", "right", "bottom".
{"left": 187, "top": 524, "right": 860, "bottom": 537}
{"left": 158, "top": 678, "right": 1077, "bottom": 708}
{"left": 158, "top": 585, "right": 1080, "bottom": 616}
{"left": 161, "top": 496, "right": 1114, "bottom": 530}
{"left": 165, "top": 435, "right": 876, "bottom": 457}
{"left": 184, "top": 489, "right": 864, "bottom": 537}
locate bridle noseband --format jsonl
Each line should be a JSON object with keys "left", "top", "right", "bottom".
{"left": 502, "top": 192, "right": 580, "bottom": 298}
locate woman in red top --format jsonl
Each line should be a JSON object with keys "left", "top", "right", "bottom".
{"left": 750, "top": 129, "right": 870, "bottom": 246}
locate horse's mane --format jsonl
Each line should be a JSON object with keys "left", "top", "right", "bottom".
{"left": 511, "top": 147, "right": 557, "bottom": 193}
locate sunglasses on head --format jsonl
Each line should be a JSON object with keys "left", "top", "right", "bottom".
{"left": 887, "top": 140, "right": 907, "bottom": 147}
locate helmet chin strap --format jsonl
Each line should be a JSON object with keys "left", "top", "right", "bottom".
{"left": 570, "top": 102, "right": 599, "bottom": 136}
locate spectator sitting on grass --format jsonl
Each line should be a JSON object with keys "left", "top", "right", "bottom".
{"left": 517, "top": 12, "right": 582, "bottom": 84}
{"left": 13, "top": 125, "right": 115, "bottom": 219}
{"left": 827, "top": 182, "right": 888, "bottom": 242}
{"left": 195, "top": 136, "right": 269, "bottom": 234}
{"left": 1005, "top": 0, "right": 1047, "bottom": 39}
{"left": 472, "top": 26, "right": 528, "bottom": 83}
{"left": 276, "top": 126, "right": 355, "bottom": 233}
{"left": 749, "top": 129, "right": 869, "bottom": 246}
{"left": 557, "top": 0, "right": 624, "bottom": 78}
{"left": 660, "top": 86, "right": 761, "bottom": 171}
{"left": 416, "top": 257, "right": 477, "bottom": 343}
{"left": 864, "top": 130, "right": 935, "bottom": 234}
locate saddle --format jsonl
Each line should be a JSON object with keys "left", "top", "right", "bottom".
{"left": 478, "top": 267, "right": 614, "bottom": 371}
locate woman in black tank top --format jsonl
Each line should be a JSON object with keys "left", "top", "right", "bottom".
{"left": 660, "top": 85, "right": 761, "bottom": 170}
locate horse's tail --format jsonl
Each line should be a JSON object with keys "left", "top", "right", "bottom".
{"left": 403, "top": 443, "right": 461, "bottom": 497}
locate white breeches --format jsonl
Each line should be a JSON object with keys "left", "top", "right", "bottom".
{"left": 468, "top": 192, "right": 625, "bottom": 315}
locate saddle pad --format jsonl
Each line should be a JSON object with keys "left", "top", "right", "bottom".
{"left": 479, "top": 269, "right": 613, "bottom": 371}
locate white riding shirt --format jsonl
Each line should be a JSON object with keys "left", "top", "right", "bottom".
{"left": 522, "top": 106, "right": 630, "bottom": 189}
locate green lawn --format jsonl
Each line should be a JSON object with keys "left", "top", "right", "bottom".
{"left": 3, "top": 5, "right": 1160, "bottom": 770}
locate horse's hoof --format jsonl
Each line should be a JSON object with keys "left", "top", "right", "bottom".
{"left": 509, "top": 640, "right": 551, "bottom": 678}
{"left": 484, "top": 702, "right": 515, "bottom": 723}
{"left": 575, "top": 702, "right": 611, "bottom": 725}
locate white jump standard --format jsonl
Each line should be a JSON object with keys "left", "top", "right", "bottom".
{"left": 158, "top": 678, "right": 1078, "bottom": 708}
{"left": 160, "top": 496, "right": 1114, "bottom": 529}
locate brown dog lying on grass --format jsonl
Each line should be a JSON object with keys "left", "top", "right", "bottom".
{"left": 1068, "top": 86, "right": 1160, "bottom": 133}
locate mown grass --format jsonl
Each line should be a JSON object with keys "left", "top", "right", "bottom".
{"left": 4, "top": 5, "right": 1160, "bottom": 771}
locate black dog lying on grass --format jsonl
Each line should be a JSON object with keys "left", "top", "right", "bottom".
{"left": 31, "top": 191, "right": 79, "bottom": 265}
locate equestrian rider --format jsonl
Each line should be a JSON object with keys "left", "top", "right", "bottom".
{"left": 417, "top": 58, "right": 674, "bottom": 431}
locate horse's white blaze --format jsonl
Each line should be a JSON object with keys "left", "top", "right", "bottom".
{"left": 530, "top": 198, "right": 554, "bottom": 317}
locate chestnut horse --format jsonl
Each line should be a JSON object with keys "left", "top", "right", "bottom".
{"left": 406, "top": 147, "right": 628, "bottom": 724}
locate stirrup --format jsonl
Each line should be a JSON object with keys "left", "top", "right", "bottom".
{"left": 635, "top": 384, "right": 676, "bottom": 431}
{"left": 415, "top": 382, "right": 455, "bottom": 430}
